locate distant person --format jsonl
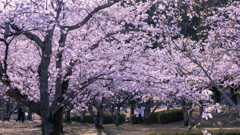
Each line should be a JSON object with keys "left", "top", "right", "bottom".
{"left": 135, "top": 105, "right": 144, "bottom": 124}
{"left": 16, "top": 104, "right": 24, "bottom": 123}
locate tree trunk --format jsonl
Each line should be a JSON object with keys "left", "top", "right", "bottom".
{"left": 1, "top": 101, "right": 13, "bottom": 121}
{"left": 0, "top": 100, "right": 2, "bottom": 120}
{"left": 4, "top": 101, "right": 18, "bottom": 121}
{"left": 115, "top": 105, "right": 120, "bottom": 125}
{"left": 167, "top": 103, "right": 172, "bottom": 111}
{"left": 144, "top": 100, "right": 151, "bottom": 124}
{"left": 48, "top": 106, "right": 64, "bottom": 135}
{"left": 6, "top": 102, "right": 10, "bottom": 120}
{"left": 183, "top": 108, "right": 189, "bottom": 126}
{"left": 187, "top": 109, "right": 194, "bottom": 131}
{"left": 3, "top": 102, "right": 10, "bottom": 121}
{"left": 111, "top": 104, "right": 115, "bottom": 113}
{"left": 41, "top": 123, "right": 64, "bottom": 135}
{"left": 2, "top": 102, "right": 5, "bottom": 121}
{"left": 64, "top": 109, "right": 71, "bottom": 123}
{"left": 80, "top": 110, "right": 86, "bottom": 123}
{"left": 39, "top": 43, "right": 54, "bottom": 135}
{"left": 146, "top": 105, "right": 151, "bottom": 114}
{"left": 230, "top": 87, "right": 237, "bottom": 105}
{"left": 130, "top": 106, "right": 134, "bottom": 116}
{"left": 27, "top": 109, "right": 33, "bottom": 121}
{"left": 199, "top": 101, "right": 203, "bottom": 116}
{"left": 182, "top": 100, "right": 189, "bottom": 126}
{"left": 88, "top": 104, "right": 104, "bottom": 129}
{"left": 98, "top": 107, "right": 104, "bottom": 129}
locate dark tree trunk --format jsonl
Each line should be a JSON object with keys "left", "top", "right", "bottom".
{"left": 111, "top": 104, "right": 115, "bottom": 113}
{"left": 115, "top": 105, "right": 120, "bottom": 125}
{"left": 144, "top": 116, "right": 149, "bottom": 124}
{"left": 130, "top": 106, "right": 134, "bottom": 116}
{"left": 2, "top": 101, "right": 14, "bottom": 121}
{"left": 6, "top": 102, "right": 10, "bottom": 117}
{"left": 48, "top": 106, "right": 64, "bottom": 135}
{"left": 38, "top": 42, "right": 53, "bottom": 135}
{"left": 167, "top": 103, "right": 172, "bottom": 111}
{"left": 115, "top": 96, "right": 121, "bottom": 126}
{"left": 183, "top": 109, "right": 189, "bottom": 126}
{"left": 88, "top": 103, "right": 104, "bottom": 129}
{"left": 8, "top": 101, "right": 20, "bottom": 121}
{"left": 2, "top": 102, "right": 5, "bottom": 120}
{"left": 60, "top": 123, "right": 63, "bottom": 133}
{"left": 64, "top": 109, "right": 72, "bottom": 123}
{"left": 182, "top": 100, "right": 192, "bottom": 126}
{"left": 80, "top": 110, "right": 86, "bottom": 123}
{"left": 230, "top": 87, "right": 237, "bottom": 105}
{"left": 199, "top": 101, "right": 203, "bottom": 116}
{"left": 187, "top": 109, "right": 194, "bottom": 131}
{"left": 40, "top": 108, "right": 64, "bottom": 135}
{"left": 144, "top": 100, "right": 152, "bottom": 124}
{"left": 98, "top": 108, "right": 104, "bottom": 129}
{"left": 27, "top": 109, "right": 33, "bottom": 121}
{"left": 3, "top": 102, "right": 10, "bottom": 121}
{"left": 182, "top": 100, "right": 188, "bottom": 126}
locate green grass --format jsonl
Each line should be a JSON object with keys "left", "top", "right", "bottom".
{"left": 1, "top": 107, "right": 240, "bottom": 135}
{"left": 63, "top": 130, "right": 83, "bottom": 134}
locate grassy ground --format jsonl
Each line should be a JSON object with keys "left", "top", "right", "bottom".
{"left": 0, "top": 119, "right": 187, "bottom": 135}
{"left": 1, "top": 107, "right": 240, "bottom": 135}
{"left": 1, "top": 119, "right": 240, "bottom": 135}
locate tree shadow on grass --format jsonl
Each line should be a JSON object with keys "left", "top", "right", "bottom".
{"left": 97, "top": 128, "right": 108, "bottom": 135}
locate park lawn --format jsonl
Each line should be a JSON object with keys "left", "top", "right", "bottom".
{"left": 1, "top": 107, "right": 240, "bottom": 135}
{"left": 0, "top": 119, "right": 188, "bottom": 135}
{"left": 1, "top": 117, "right": 240, "bottom": 135}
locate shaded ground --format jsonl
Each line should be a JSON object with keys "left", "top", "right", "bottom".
{"left": 1, "top": 118, "right": 240, "bottom": 135}
{"left": 1, "top": 106, "right": 239, "bottom": 135}
{"left": 0, "top": 119, "right": 187, "bottom": 135}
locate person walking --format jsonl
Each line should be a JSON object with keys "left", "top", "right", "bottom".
{"left": 16, "top": 104, "right": 24, "bottom": 123}
{"left": 135, "top": 105, "right": 144, "bottom": 124}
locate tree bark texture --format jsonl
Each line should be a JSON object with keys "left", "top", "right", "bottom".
{"left": 187, "top": 108, "right": 194, "bottom": 131}
{"left": 64, "top": 109, "right": 72, "bottom": 123}
{"left": 88, "top": 103, "right": 104, "bottom": 129}
{"left": 80, "top": 110, "right": 86, "bottom": 123}
{"left": 130, "top": 106, "right": 134, "bottom": 116}
{"left": 144, "top": 100, "right": 152, "bottom": 124}
{"left": 167, "top": 103, "right": 173, "bottom": 111}
{"left": 27, "top": 109, "right": 33, "bottom": 121}
{"left": 39, "top": 44, "right": 53, "bottom": 135}
{"left": 182, "top": 100, "right": 192, "bottom": 126}
{"left": 115, "top": 105, "right": 120, "bottom": 125}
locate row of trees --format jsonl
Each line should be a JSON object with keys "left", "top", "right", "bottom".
{"left": 0, "top": 0, "right": 239, "bottom": 134}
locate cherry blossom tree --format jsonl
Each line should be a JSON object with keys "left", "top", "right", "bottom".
{"left": 158, "top": 1, "right": 240, "bottom": 133}
{"left": 0, "top": 0, "right": 168, "bottom": 134}
{"left": 1, "top": 0, "right": 238, "bottom": 135}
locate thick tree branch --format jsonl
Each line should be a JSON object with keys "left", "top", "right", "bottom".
{"left": 0, "top": 61, "right": 41, "bottom": 115}
{"left": 51, "top": 71, "right": 114, "bottom": 116}
{"left": 63, "top": 0, "right": 122, "bottom": 31}
{"left": 10, "top": 24, "right": 44, "bottom": 48}
{"left": 6, "top": 88, "right": 41, "bottom": 116}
